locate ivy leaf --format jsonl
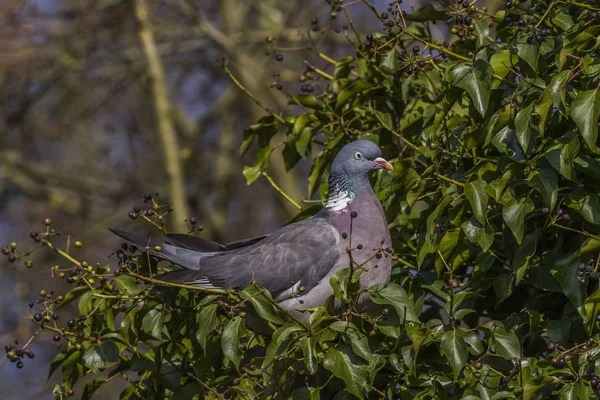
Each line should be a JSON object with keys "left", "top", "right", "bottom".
{"left": 514, "top": 102, "right": 535, "bottom": 152}
{"left": 83, "top": 341, "right": 119, "bottom": 370}
{"left": 115, "top": 275, "right": 142, "bottom": 295}
{"left": 490, "top": 50, "right": 517, "bottom": 89}
{"left": 196, "top": 304, "right": 219, "bottom": 350}
{"left": 502, "top": 196, "right": 534, "bottom": 244}
{"left": 48, "top": 348, "right": 81, "bottom": 379}
{"left": 493, "top": 329, "right": 521, "bottom": 358}
{"left": 56, "top": 286, "right": 89, "bottom": 311}
{"left": 81, "top": 379, "right": 107, "bottom": 400}
{"left": 572, "top": 89, "right": 600, "bottom": 152}
{"left": 142, "top": 308, "right": 165, "bottom": 339}
{"left": 548, "top": 70, "right": 570, "bottom": 113}
{"left": 516, "top": 41, "right": 539, "bottom": 72}
{"left": 240, "top": 116, "right": 277, "bottom": 156}
{"left": 298, "top": 336, "right": 318, "bottom": 375}
{"left": 528, "top": 169, "right": 558, "bottom": 209}
{"left": 221, "top": 317, "right": 246, "bottom": 368}
{"left": 335, "top": 80, "right": 371, "bottom": 110}
{"left": 440, "top": 328, "right": 467, "bottom": 380}
{"left": 368, "top": 283, "right": 419, "bottom": 322}
{"left": 404, "top": 4, "right": 447, "bottom": 21}
{"left": 462, "top": 217, "right": 494, "bottom": 252}
{"left": 307, "top": 150, "right": 329, "bottom": 198}
{"left": 545, "top": 132, "right": 580, "bottom": 181}
{"left": 559, "top": 383, "right": 579, "bottom": 400}
{"left": 380, "top": 48, "right": 397, "bottom": 73}
{"left": 465, "top": 179, "right": 489, "bottom": 225}
{"left": 288, "top": 94, "right": 319, "bottom": 109}
{"left": 464, "top": 331, "right": 485, "bottom": 355}
{"left": 240, "top": 285, "right": 283, "bottom": 324}
{"left": 243, "top": 146, "right": 274, "bottom": 185}
{"left": 323, "top": 346, "right": 368, "bottom": 399}
{"left": 449, "top": 60, "right": 493, "bottom": 117}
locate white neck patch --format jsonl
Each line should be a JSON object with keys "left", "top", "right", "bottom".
{"left": 325, "top": 190, "right": 354, "bottom": 212}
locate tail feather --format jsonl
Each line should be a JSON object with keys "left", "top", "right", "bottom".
{"left": 108, "top": 228, "right": 204, "bottom": 270}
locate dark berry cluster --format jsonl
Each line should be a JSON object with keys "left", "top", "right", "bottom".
{"left": 2, "top": 218, "right": 61, "bottom": 269}
{"left": 379, "top": 1, "right": 405, "bottom": 33}
{"left": 541, "top": 206, "right": 570, "bottom": 221}
{"left": 397, "top": 46, "right": 429, "bottom": 77}
{"left": 498, "top": 359, "right": 522, "bottom": 392}
{"left": 4, "top": 342, "right": 35, "bottom": 369}
{"left": 578, "top": 262, "right": 598, "bottom": 285}
{"left": 129, "top": 193, "right": 173, "bottom": 223}
{"left": 450, "top": 13, "right": 476, "bottom": 40}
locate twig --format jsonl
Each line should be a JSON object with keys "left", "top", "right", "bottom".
{"left": 262, "top": 172, "right": 302, "bottom": 209}
{"left": 222, "top": 63, "right": 286, "bottom": 125}
{"left": 435, "top": 173, "right": 465, "bottom": 188}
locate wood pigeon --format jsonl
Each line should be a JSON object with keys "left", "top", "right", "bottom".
{"left": 110, "top": 140, "right": 393, "bottom": 320}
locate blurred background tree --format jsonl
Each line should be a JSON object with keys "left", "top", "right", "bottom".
{"left": 0, "top": 0, "right": 507, "bottom": 398}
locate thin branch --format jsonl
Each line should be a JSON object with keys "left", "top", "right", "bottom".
{"left": 262, "top": 172, "right": 302, "bottom": 210}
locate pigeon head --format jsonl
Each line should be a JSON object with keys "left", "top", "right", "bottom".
{"left": 326, "top": 140, "right": 392, "bottom": 211}
{"left": 330, "top": 140, "right": 393, "bottom": 178}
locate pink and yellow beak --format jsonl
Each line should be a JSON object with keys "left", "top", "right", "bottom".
{"left": 373, "top": 157, "right": 393, "bottom": 171}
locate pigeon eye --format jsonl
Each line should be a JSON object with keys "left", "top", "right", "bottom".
{"left": 353, "top": 151, "right": 363, "bottom": 160}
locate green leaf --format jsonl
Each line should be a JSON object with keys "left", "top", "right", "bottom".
{"left": 552, "top": 11, "right": 574, "bottom": 32}
{"left": 329, "top": 321, "right": 372, "bottom": 362}
{"left": 440, "top": 328, "right": 467, "bottom": 380}
{"left": 515, "top": 102, "right": 535, "bottom": 151}
{"left": 462, "top": 217, "right": 494, "bottom": 252}
{"left": 142, "top": 308, "right": 165, "bottom": 339}
{"left": 81, "top": 379, "right": 107, "bottom": 400}
{"left": 465, "top": 179, "right": 489, "bottom": 225}
{"left": 48, "top": 348, "right": 81, "bottom": 379}
{"left": 449, "top": 60, "right": 493, "bottom": 116}
{"left": 545, "top": 132, "right": 580, "bottom": 181}
{"left": 558, "top": 262, "right": 587, "bottom": 311}
{"left": 422, "top": 280, "right": 451, "bottom": 302}
{"left": 283, "top": 140, "right": 301, "bottom": 171}
{"left": 243, "top": 146, "right": 274, "bottom": 185}
{"left": 323, "top": 346, "right": 367, "bottom": 399}
{"left": 115, "top": 275, "right": 142, "bottom": 295}
{"left": 240, "top": 116, "right": 277, "bottom": 156}
{"left": 404, "top": 4, "right": 447, "bottom": 21}
{"left": 548, "top": 70, "right": 570, "bottom": 112}
{"left": 288, "top": 94, "right": 319, "bottom": 109}
{"left": 572, "top": 89, "right": 600, "bottom": 152}
{"left": 296, "top": 127, "right": 315, "bottom": 157}
{"left": 83, "top": 341, "right": 119, "bottom": 370}
{"left": 493, "top": 329, "right": 521, "bottom": 358}
{"left": 516, "top": 42, "right": 539, "bottom": 71}
{"left": 221, "top": 317, "right": 246, "bottom": 367}
{"left": 560, "top": 383, "right": 579, "bottom": 400}
{"left": 56, "top": 286, "right": 89, "bottom": 311}
{"left": 298, "top": 336, "right": 318, "bottom": 375}
{"left": 307, "top": 150, "right": 329, "bottom": 198}
{"left": 330, "top": 267, "right": 362, "bottom": 303}
{"left": 464, "top": 331, "right": 485, "bottom": 355}
{"left": 380, "top": 48, "right": 397, "bottom": 73}
{"left": 528, "top": 169, "right": 558, "bottom": 208}
{"left": 502, "top": 196, "right": 534, "bottom": 244}
{"left": 196, "top": 304, "right": 219, "bottom": 350}
{"left": 368, "top": 283, "right": 419, "bottom": 322}
{"left": 240, "top": 285, "right": 283, "bottom": 324}
{"left": 512, "top": 232, "right": 538, "bottom": 285}
{"left": 490, "top": 50, "right": 517, "bottom": 89}
{"left": 335, "top": 80, "right": 371, "bottom": 110}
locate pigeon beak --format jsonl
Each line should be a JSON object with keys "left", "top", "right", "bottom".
{"left": 373, "top": 157, "right": 393, "bottom": 171}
